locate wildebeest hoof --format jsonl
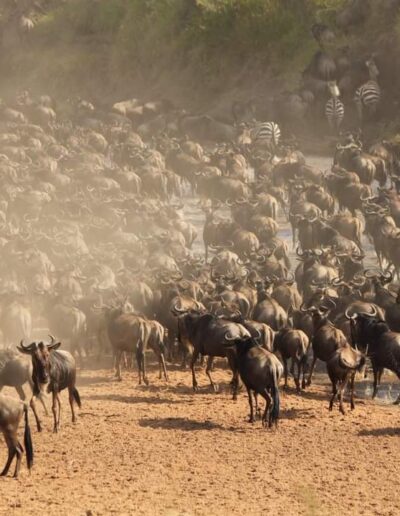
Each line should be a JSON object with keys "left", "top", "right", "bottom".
{"left": 192, "top": 385, "right": 198, "bottom": 392}
{"left": 144, "top": 378, "right": 150, "bottom": 386}
{"left": 212, "top": 384, "right": 219, "bottom": 393}
{"left": 247, "top": 417, "right": 255, "bottom": 423}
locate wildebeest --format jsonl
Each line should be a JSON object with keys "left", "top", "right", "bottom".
{"left": 346, "top": 306, "right": 400, "bottom": 403}
{"left": 174, "top": 308, "right": 250, "bottom": 398}
{"left": 327, "top": 344, "right": 365, "bottom": 414}
{"left": 18, "top": 337, "right": 81, "bottom": 433}
{"left": 224, "top": 333, "right": 283, "bottom": 427}
{"left": 0, "top": 348, "right": 47, "bottom": 432}
{"left": 274, "top": 329, "right": 309, "bottom": 392}
{"left": 0, "top": 394, "right": 33, "bottom": 478}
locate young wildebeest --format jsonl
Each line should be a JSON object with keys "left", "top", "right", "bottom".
{"left": 0, "top": 348, "right": 48, "bottom": 432}
{"left": 224, "top": 333, "right": 283, "bottom": 427}
{"left": 0, "top": 394, "right": 33, "bottom": 478}
{"left": 274, "top": 329, "right": 310, "bottom": 392}
{"left": 327, "top": 345, "right": 365, "bottom": 414}
{"left": 142, "top": 320, "right": 169, "bottom": 382}
{"left": 18, "top": 337, "right": 81, "bottom": 433}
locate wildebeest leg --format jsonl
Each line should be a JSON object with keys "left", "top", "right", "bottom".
{"left": 226, "top": 353, "right": 239, "bottom": 400}
{"left": 329, "top": 379, "right": 338, "bottom": 411}
{"left": 254, "top": 392, "right": 261, "bottom": 419}
{"left": 13, "top": 442, "right": 23, "bottom": 478}
{"left": 338, "top": 377, "right": 349, "bottom": 415}
{"left": 57, "top": 393, "right": 62, "bottom": 429}
{"left": 283, "top": 358, "right": 288, "bottom": 388}
{"left": 52, "top": 391, "right": 59, "bottom": 433}
{"left": 206, "top": 356, "right": 218, "bottom": 393}
{"left": 246, "top": 387, "right": 255, "bottom": 423}
{"left": 301, "top": 358, "right": 307, "bottom": 389}
{"left": 136, "top": 347, "right": 143, "bottom": 385}
{"left": 261, "top": 390, "right": 272, "bottom": 428}
{"left": 0, "top": 435, "right": 16, "bottom": 476}
{"left": 160, "top": 353, "right": 169, "bottom": 382}
{"left": 372, "top": 364, "right": 379, "bottom": 399}
{"left": 115, "top": 350, "right": 122, "bottom": 381}
{"left": 68, "top": 387, "right": 77, "bottom": 423}
{"left": 306, "top": 355, "right": 317, "bottom": 386}
{"left": 295, "top": 360, "right": 301, "bottom": 393}
{"left": 16, "top": 385, "right": 42, "bottom": 432}
{"left": 190, "top": 349, "right": 200, "bottom": 392}
{"left": 350, "top": 372, "right": 356, "bottom": 410}
{"left": 142, "top": 348, "right": 149, "bottom": 385}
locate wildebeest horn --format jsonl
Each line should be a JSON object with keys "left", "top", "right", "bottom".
{"left": 171, "top": 302, "right": 187, "bottom": 314}
{"left": 17, "top": 339, "right": 36, "bottom": 354}
{"left": 363, "top": 268, "right": 379, "bottom": 278}
{"left": 350, "top": 275, "right": 366, "bottom": 287}
{"left": 379, "top": 270, "right": 393, "bottom": 284}
{"left": 47, "top": 334, "right": 60, "bottom": 349}
{"left": 224, "top": 331, "right": 238, "bottom": 342}
{"left": 345, "top": 307, "right": 358, "bottom": 320}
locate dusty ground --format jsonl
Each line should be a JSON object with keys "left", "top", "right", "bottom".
{"left": 0, "top": 359, "right": 399, "bottom": 516}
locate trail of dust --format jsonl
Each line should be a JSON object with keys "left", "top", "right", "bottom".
{"left": 0, "top": 362, "right": 398, "bottom": 516}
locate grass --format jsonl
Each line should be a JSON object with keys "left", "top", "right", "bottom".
{"left": 1, "top": 0, "right": 398, "bottom": 104}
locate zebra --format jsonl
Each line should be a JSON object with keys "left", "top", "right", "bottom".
{"left": 250, "top": 122, "right": 281, "bottom": 149}
{"left": 325, "top": 97, "right": 345, "bottom": 131}
{"left": 354, "top": 58, "right": 381, "bottom": 121}
{"left": 325, "top": 81, "right": 344, "bottom": 131}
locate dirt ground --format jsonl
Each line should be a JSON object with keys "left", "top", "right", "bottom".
{"left": 0, "top": 359, "right": 399, "bottom": 516}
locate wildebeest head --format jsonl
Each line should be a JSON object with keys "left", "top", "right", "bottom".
{"left": 18, "top": 335, "right": 61, "bottom": 391}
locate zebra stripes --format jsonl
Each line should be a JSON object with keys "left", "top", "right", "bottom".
{"left": 250, "top": 122, "right": 281, "bottom": 148}
{"left": 325, "top": 97, "right": 344, "bottom": 130}
{"left": 354, "top": 80, "right": 381, "bottom": 120}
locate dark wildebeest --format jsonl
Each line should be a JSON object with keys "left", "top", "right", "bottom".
{"left": 224, "top": 333, "right": 283, "bottom": 427}
{"left": 346, "top": 306, "right": 400, "bottom": 403}
{"left": 301, "top": 304, "right": 347, "bottom": 386}
{"left": 18, "top": 337, "right": 81, "bottom": 433}
{"left": 0, "top": 394, "right": 33, "bottom": 478}
{"left": 274, "top": 329, "right": 309, "bottom": 392}
{"left": 174, "top": 308, "right": 250, "bottom": 398}
{"left": 327, "top": 344, "right": 365, "bottom": 414}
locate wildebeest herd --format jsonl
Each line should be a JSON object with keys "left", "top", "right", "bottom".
{"left": 0, "top": 89, "right": 399, "bottom": 479}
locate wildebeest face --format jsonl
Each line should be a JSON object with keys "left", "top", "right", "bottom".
{"left": 31, "top": 342, "right": 51, "bottom": 385}
{"left": 18, "top": 336, "right": 61, "bottom": 390}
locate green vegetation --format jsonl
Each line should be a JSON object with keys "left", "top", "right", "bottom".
{"left": 1, "top": 0, "right": 399, "bottom": 104}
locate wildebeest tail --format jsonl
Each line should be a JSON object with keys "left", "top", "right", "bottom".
{"left": 72, "top": 387, "right": 82, "bottom": 408}
{"left": 270, "top": 367, "right": 280, "bottom": 426}
{"left": 23, "top": 404, "right": 34, "bottom": 471}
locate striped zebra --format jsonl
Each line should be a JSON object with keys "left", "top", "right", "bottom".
{"left": 325, "top": 97, "right": 345, "bottom": 131}
{"left": 354, "top": 58, "right": 381, "bottom": 121}
{"left": 250, "top": 122, "right": 281, "bottom": 149}
{"left": 354, "top": 80, "right": 381, "bottom": 121}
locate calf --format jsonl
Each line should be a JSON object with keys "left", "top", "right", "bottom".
{"left": 224, "top": 334, "right": 283, "bottom": 427}
{"left": 327, "top": 345, "right": 365, "bottom": 414}
{"left": 18, "top": 337, "right": 81, "bottom": 433}
{"left": 274, "top": 329, "right": 309, "bottom": 392}
{"left": 0, "top": 394, "right": 33, "bottom": 478}
{"left": 142, "top": 320, "right": 169, "bottom": 382}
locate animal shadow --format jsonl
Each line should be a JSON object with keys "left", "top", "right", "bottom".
{"left": 358, "top": 427, "right": 400, "bottom": 437}
{"left": 86, "top": 393, "right": 181, "bottom": 405}
{"left": 139, "top": 417, "right": 224, "bottom": 431}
